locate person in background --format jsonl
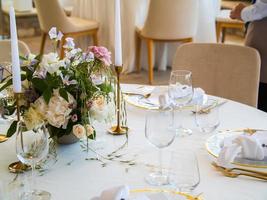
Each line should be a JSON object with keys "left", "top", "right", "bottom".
{"left": 230, "top": 0, "right": 267, "bottom": 112}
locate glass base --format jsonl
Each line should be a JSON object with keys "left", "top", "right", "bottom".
{"left": 175, "top": 127, "right": 192, "bottom": 137}
{"left": 20, "top": 190, "right": 51, "bottom": 200}
{"left": 145, "top": 172, "right": 170, "bottom": 186}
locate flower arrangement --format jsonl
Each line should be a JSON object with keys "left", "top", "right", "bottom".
{"left": 1, "top": 27, "right": 115, "bottom": 140}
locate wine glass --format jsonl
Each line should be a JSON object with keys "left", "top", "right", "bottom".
{"left": 168, "top": 70, "right": 193, "bottom": 136}
{"left": 16, "top": 122, "right": 51, "bottom": 200}
{"left": 168, "top": 149, "right": 200, "bottom": 194}
{"left": 195, "top": 99, "right": 220, "bottom": 133}
{"left": 145, "top": 109, "right": 176, "bottom": 186}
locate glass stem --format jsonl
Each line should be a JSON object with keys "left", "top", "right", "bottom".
{"left": 158, "top": 148, "right": 163, "bottom": 176}
{"left": 31, "top": 161, "right": 35, "bottom": 192}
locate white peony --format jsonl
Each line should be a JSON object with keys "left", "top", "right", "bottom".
{"left": 46, "top": 89, "right": 76, "bottom": 128}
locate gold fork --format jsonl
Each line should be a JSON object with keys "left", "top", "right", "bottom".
{"left": 218, "top": 128, "right": 267, "bottom": 135}
{"left": 212, "top": 162, "right": 267, "bottom": 181}
{"left": 212, "top": 162, "right": 267, "bottom": 176}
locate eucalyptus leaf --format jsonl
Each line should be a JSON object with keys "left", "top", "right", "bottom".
{"left": 7, "top": 121, "right": 18, "bottom": 137}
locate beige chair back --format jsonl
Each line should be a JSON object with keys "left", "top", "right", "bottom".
{"left": 141, "top": 0, "right": 199, "bottom": 40}
{"left": 34, "top": 0, "right": 73, "bottom": 33}
{"left": 0, "top": 40, "right": 30, "bottom": 63}
{"left": 173, "top": 43, "right": 261, "bottom": 107}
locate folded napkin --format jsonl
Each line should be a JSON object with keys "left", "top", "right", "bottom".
{"left": 91, "top": 185, "right": 130, "bottom": 200}
{"left": 217, "top": 131, "right": 267, "bottom": 167}
{"left": 157, "top": 88, "right": 205, "bottom": 109}
{"left": 121, "top": 85, "right": 155, "bottom": 97}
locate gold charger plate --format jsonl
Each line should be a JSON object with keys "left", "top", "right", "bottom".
{"left": 206, "top": 131, "right": 267, "bottom": 168}
{"left": 130, "top": 188, "right": 202, "bottom": 200}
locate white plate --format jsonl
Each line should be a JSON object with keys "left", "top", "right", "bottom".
{"left": 206, "top": 132, "right": 267, "bottom": 168}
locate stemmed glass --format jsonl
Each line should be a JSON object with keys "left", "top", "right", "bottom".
{"left": 16, "top": 122, "right": 51, "bottom": 200}
{"left": 168, "top": 70, "right": 193, "bottom": 136}
{"left": 145, "top": 109, "right": 176, "bottom": 186}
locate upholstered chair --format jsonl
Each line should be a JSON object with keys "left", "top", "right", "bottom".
{"left": 173, "top": 43, "right": 261, "bottom": 107}
{"left": 0, "top": 40, "right": 30, "bottom": 63}
{"left": 136, "top": 0, "right": 199, "bottom": 84}
{"left": 0, "top": 40, "right": 30, "bottom": 79}
{"left": 34, "top": 0, "right": 99, "bottom": 58}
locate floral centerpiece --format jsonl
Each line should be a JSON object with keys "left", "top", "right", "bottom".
{"left": 0, "top": 27, "right": 115, "bottom": 141}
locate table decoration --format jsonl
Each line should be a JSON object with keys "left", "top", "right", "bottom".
{"left": 1, "top": 27, "right": 115, "bottom": 149}
{"left": 206, "top": 131, "right": 267, "bottom": 168}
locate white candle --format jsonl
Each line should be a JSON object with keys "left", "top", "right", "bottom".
{"left": 9, "top": 7, "right": 22, "bottom": 93}
{"left": 114, "top": 0, "right": 122, "bottom": 66}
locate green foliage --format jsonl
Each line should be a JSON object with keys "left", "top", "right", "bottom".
{"left": 7, "top": 121, "right": 18, "bottom": 137}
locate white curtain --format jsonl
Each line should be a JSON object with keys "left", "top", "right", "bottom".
{"left": 72, "top": 0, "right": 220, "bottom": 73}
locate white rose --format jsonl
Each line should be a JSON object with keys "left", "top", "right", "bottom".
{"left": 73, "top": 124, "right": 86, "bottom": 139}
{"left": 85, "top": 124, "right": 94, "bottom": 137}
{"left": 40, "top": 53, "right": 64, "bottom": 74}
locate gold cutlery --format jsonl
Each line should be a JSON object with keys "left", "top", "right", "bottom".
{"left": 212, "top": 162, "right": 267, "bottom": 180}
{"left": 0, "top": 134, "right": 8, "bottom": 143}
{"left": 212, "top": 162, "right": 267, "bottom": 176}
{"left": 192, "top": 100, "right": 227, "bottom": 114}
{"left": 123, "top": 92, "right": 151, "bottom": 98}
{"left": 219, "top": 128, "right": 267, "bottom": 135}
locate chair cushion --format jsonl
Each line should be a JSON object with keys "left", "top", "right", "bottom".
{"left": 67, "top": 17, "right": 99, "bottom": 33}
{"left": 216, "top": 9, "right": 244, "bottom": 24}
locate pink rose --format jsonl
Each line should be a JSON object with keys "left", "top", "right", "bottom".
{"left": 88, "top": 46, "right": 112, "bottom": 66}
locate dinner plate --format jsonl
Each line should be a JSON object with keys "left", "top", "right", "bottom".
{"left": 206, "top": 132, "right": 267, "bottom": 168}
{"left": 130, "top": 188, "right": 203, "bottom": 200}
{"left": 124, "top": 86, "right": 208, "bottom": 110}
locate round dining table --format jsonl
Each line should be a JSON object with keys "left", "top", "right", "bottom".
{"left": 0, "top": 84, "right": 267, "bottom": 200}
{"left": 71, "top": 0, "right": 220, "bottom": 73}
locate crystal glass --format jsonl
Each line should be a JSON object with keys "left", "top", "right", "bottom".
{"left": 195, "top": 99, "right": 220, "bottom": 133}
{"left": 169, "top": 149, "right": 200, "bottom": 193}
{"left": 16, "top": 122, "right": 51, "bottom": 200}
{"left": 168, "top": 70, "right": 193, "bottom": 136}
{"left": 145, "top": 109, "right": 176, "bottom": 186}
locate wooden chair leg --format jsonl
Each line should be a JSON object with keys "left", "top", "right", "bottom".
{"left": 60, "top": 36, "right": 66, "bottom": 59}
{"left": 222, "top": 27, "right": 226, "bottom": 43}
{"left": 216, "top": 22, "right": 222, "bottom": 43}
{"left": 40, "top": 32, "right": 47, "bottom": 55}
{"left": 146, "top": 39, "right": 154, "bottom": 85}
{"left": 92, "top": 30, "right": 98, "bottom": 46}
{"left": 135, "top": 33, "right": 141, "bottom": 73}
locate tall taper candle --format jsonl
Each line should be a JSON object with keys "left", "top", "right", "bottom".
{"left": 114, "top": 0, "right": 122, "bottom": 66}
{"left": 10, "top": 7, "right": 22, "bottom": 93}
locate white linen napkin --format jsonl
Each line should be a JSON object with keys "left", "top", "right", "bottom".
{"left": 157, "top": 88, "right": 205, "bottom": 109}
{"left": 217, "top": 131, "right": 267, "bottom": 167}
{"left": 121, "top": 85, "right": 155, "bottom": 97}
{"left": 91, "top": 185, "right": 130, "bottom": 200}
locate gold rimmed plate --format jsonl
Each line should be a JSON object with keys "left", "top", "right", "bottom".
{"left": 206, "top": 131, "right": 267, "bottom": 168}
{"left": 130, "top": 188, "right": 203, "bottom": 200}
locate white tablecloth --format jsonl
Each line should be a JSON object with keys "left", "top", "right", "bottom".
{"left": 70, "top": 0, "right": 220, "bottom": 73}
{"left": 0, "top": 84, "right": 267, "bottom": 200}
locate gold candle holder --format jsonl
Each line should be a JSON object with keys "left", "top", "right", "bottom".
{"left": 8, "top": 92, "right": 30, "bottom": 173}
{"left": 108, "top": 65, "right": 128, "bottom": 135}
